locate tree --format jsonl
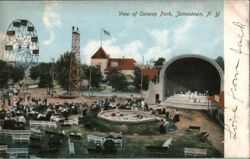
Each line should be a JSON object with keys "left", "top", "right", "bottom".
{"left": 0, "top": 60, "right": 9, "bottom": 88}
{"left": 106, "top": 71, "right": 128, "bottom": 91}
{"left": 0, "top": 60, "right": 25, "bottom": 88}
{"left": 82, "top": 65, "right": 102, "bottom": 88}
{"left": 29, "top": 65, "right": 40, "bottom": 82}
{"left": 154, "top": 57, "right": 166, "bottom": 67}
{"left": 38, "top": 63, "right": 53, "bottom": 89}
{"left": 9, "top": 65, "right": 25, "bottom": 83}
{"left": 215, "top": 56, "right": 224, "bottom": 71}
{"left": 133, "top": 67, "right": 150, "bottom": 91}
{"left": 55, "top": 52, "right": 71, "bottom": 91}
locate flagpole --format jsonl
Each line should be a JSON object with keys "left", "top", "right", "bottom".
{"left": 101, "top": 27, "right": 102, "bottom": 46}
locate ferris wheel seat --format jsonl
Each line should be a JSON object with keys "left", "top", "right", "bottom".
{"left": 33, "top": 49, "right": 39, "bottom": 54}
{"left": 13, "top": 21, "right": 21, "bottom": 27}
{"left": 27, "top": 26, "right": 34, "bottom": 31}
{"left": 20, "top": 20, "right": 28, "bottom": 26}
{"left": 7, "top": 31, "right": 15, "bottom": 36}
{"left": 31, "top": 36, "right": 38, "bottom": 42}
{"left": 5, "top": 45, "right": 13, "bottom": 51}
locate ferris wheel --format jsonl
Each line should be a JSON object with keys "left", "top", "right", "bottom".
{"left": 5, "top": 19, "right": 39, "bottom": 67}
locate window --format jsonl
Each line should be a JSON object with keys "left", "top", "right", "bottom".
{"left": 111, "top": 62, "right": 118, "bottom": 67}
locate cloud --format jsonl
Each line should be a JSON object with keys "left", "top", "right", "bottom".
{"left": 150, "top": 29, "right": 169, "bottom": 46}
{"left": 173, "top": 17, "right": 196, "bottom": 45}
{"left": 83, "top": 29, "right": 173, "bottom": 65}
{"left": 144, "top": 29, "right": 172, "bottom": 62}
{"left": 42, "top": 1, "right": 61, "bottom": 45}
{"left": 118, "top": 20, "right": 136, "bottom": 38}
{"left": 43, "top": 31, "right": 55, "bottom": 45}
{"left": 82, "top": 38, "right": 143, "bottom": 64}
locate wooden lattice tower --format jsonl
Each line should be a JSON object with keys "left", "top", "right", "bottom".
{"left": 68, "top": 26, "right": 80, "bottom": 95}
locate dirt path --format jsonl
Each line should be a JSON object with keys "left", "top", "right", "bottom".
{"left": 134, "top": 109, "right": 224, "bottom": 155}
{"left": 177, "top": 110, "right": 224, "bottom": 155}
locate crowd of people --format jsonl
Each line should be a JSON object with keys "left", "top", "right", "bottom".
{"left": 0, "top": 90, "right": 181, "bottom": 137}
{"left": 0, "top": 93, "right": 152, "bottom": 130}
{"left": 158, "top": 108, "right": 180, "bottom": 134}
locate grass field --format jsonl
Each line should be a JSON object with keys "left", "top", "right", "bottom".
{"left": 0, "top": 115, "right": 223, "bottom": 158}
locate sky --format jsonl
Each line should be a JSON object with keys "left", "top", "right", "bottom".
{"left": 0, "top": 0, "right": 224, "bottom": 65}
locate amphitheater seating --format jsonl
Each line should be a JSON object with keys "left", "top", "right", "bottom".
{"left": 164, "top": 92, "right": 209, "bottom": 110}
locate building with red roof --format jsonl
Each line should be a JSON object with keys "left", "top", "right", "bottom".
{"left": 91, "top": 47, "right": 137, "bottom": 79}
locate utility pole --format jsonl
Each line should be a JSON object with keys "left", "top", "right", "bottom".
{"left": 140, "top": 56, "right": 144, "bottom": 99}
{"left": 51, "top": 58, "right": 54, "bottom": 97}
{"left": 89, "top": 65, "right": 92, "bottom": 96}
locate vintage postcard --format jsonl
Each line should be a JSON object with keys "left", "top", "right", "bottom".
{"left": 0, "top": 0, "right": 249, "bottom": 158}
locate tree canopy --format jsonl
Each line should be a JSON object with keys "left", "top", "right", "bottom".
{"left": 106, "top": 71, "right": 128, "bottom": 91}
{"left": 82, "top": 65, "right": 102, "bottom": 88}
{"left": 154, "top": 57, "right": 166, "bottom": 67}
{"left": 0, "top": 60, "right": 25, "bottom": 88}
{"left": 29, "top": 63, "right": 53, "bottom": 89}
{"left": 133, "top": 67, "right": 150, "bottom": 91}
{"left": 55, "top": 52, "right": 71, "bottom": 91}
{"left": 215, "top": 56, "right": 224, "bottom": 71}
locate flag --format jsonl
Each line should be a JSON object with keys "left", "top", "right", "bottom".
{"left": 103, "top": 29, "right": 111, "bottom": 36}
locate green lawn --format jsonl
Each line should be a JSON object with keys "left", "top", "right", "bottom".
{"left": 0, "top": 116, "right": 223, "bottom": 158}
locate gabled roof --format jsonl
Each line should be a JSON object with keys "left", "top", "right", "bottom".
{"left": 91, "top": 47, "right": 109, "bottom": 59}
{"left": 105, "top": 58, "right": 137, "bottom": 71}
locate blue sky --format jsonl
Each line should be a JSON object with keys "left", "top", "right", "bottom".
{"left": 0, "top": 0, "right": 224, "bottom": 64}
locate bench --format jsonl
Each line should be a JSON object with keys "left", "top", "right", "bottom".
{"left": 87, "top": 148, "right": 117, "bottom": 154}
{"left": 0, "top": 129, "right": 13, "bottom": 136}
{"left": 184, "top": 147, "right": 207, "bottom": 157}
{"left": 68, "top": 139, "right": 75, "bottom": 154}
{"left": 69, "top": 133, "right": 82, "bottom": 141}
{"left": 12, "top": 134, "right": 30, "bottom": 144}
{"left": 0, "top": 145, "right": 8, "bottom": 153}
{"left": 87, "top": 135, "right": 105, "bottom": 145}
{"left": 64, "top": 118, "right": 78, "bottom": 126}
{"left": 45, "top": 130, "right": 65, "bottom": 138}
{"left": 145, "top": 137, "right": 172, "bottom": 154}
{"left": 105, "top": 138, "right": 123, "bottom": 148}
{"left": 187, "top": 126, "right": 200, "bottom": 131}
{"left": 30, "top": 120, "right": 57, "bottom": 128}
{"left": 30, "top": 128, "right": 42, "bottom": 137}
{"left": 6, "top": 148, "right": 29, "bottom": 157}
